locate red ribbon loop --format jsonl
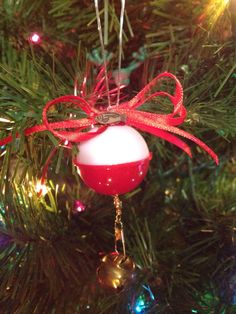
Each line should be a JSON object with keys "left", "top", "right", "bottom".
{"left": 0, "top": 72, "right": 218, "bottom": 164}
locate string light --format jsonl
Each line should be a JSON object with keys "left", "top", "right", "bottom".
{"left": 206, "top": 0, "right": 230, "bottom": 25}
{"left": 74, "top": 200, "right": 86, "bottom": 213}
{"left": 130, "top": 285, "right": 156, "bottom": 313}
{"left": 0, "top": 145, "right": 6, "bottom": 157}
{"left": 133, "top": 296, "right": 150, "bottom": 313}
{"left": 29, "top": 32, "right": 41, "bottom": 44}
{"left": 35, "top": 181, "right": 48, "bottom": 196}
{"left": 0, "top": 206, "right": 5, "bottom": 224}
{"left": 0, "top": 118, "right": 12, "bottom": 123}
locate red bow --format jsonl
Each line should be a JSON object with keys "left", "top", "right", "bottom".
{"left": 0, "top": 72, "right": 218, "bottom": 164}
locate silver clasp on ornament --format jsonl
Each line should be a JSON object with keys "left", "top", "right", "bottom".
{"left": 95, "top": 112, "right": 126, "bottom": 125}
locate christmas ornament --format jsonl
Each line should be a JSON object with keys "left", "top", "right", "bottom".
{"left": 88, "top": 47, "right": 147, "bottom": 87}
{"left": 0, "top": 0, "right": 220, "bottom": 294}
{"left": 97, "top": 252, "right": 135, "bottom": 290}
{"left": 0, "top": 64, "right": 219, "bottom": 293}
{"left": 96, "top": 195, "right": 136, "bottom": 290}
{"left": 113, "top": 47, "right": 147, "bottom": 87}
{"left": 75, "top": 125, "right": 151, "bottom": 195}
{"left": 87, "top": 49, "right": 113, "bottom": 66}
{"left": 0, "top": 72, "right": 219, "bottom": 168}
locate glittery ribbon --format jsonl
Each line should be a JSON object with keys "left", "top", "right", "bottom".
{"left": 0, "top": 72, "right": 218, "bottom": 164}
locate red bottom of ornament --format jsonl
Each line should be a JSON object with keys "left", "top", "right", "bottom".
{"left": 74, "top": 154, "right": 152, "bottom": 195}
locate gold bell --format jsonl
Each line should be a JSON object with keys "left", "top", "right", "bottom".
{"left": 97, "top": 252, "right": 135, "bottom": 290}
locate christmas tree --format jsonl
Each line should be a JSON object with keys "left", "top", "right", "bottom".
{"left": 0, "top": 1, "right": 236, "bottom": 313}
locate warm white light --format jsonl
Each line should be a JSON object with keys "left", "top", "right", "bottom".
{"left": 0, "top": 118, "right": 12, "bottom": 123}
{"left": 35, "top": 181, "right": 48, "bottom": 196}
{"left": 31, "top": 33, "right": 40, "bottom": 43}
{"left": 29, "top": 32, "right": 41, "bottom": 44}
{"left": 76, "top": 205, "right": 84, "bottom": 212}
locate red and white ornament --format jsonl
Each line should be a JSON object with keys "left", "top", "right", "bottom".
{"left": 74, "top": 125, "right": 151, "bottom": 195}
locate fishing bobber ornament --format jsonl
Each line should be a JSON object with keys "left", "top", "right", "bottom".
{"left": 74, "top": 124, "right": 152, "bottom": 195}
{"left": 0, "top": 70, "right": 219, "bottom": 291}
{"left": 1, "top": 73, "right": 219, "bottom": 195}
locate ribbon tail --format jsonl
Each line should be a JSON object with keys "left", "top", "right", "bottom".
{"left": 152, "top": 123, "right": 219, "bottom": 164}
{"left": 0, "top": 118, "right": 105, "bottom": 146}
{"left": 131, "top": 122, "right": 192, "bottom": 157}
{"left": 174, "top": 128, "right": 219, "bottom": 165}
{"left": 0, "top": 135, "right": 15, "bottom": 146}
{"left": 0, "top": 124, "right": 48, "bottom": 146}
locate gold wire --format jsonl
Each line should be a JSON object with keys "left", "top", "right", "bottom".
{"left": 94, "top": 0, "right": 111, "bottom": 108}
{"left": 114, "top": 195, "right": 126, "bottom": 258}
{"left": 116, "top": 0, "right": 126, "bottom": 107}
{"left": 94, "top": 0, "right": 126, "bottom": 108}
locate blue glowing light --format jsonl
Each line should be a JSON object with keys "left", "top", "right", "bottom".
{"left": 134, "top": 297, "right": 146, "bottom": 313}
{"left": 130, "top": 285, "right": 156, "bottom": 314}
{"left": 143, "top": 285, "right": 155, "bottom": 300}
